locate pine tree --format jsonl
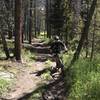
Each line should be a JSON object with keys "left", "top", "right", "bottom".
{"left": 49, "top": 0, "right": 64, "bottom": 36}
{"left": 14, "top": 0, "right": 22, "bottom": 61}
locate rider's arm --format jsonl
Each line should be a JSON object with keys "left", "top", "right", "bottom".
{"left": 48, "top": 41, "right": 54, "bottom": 54}
{"left": 59, "top": 41, "right": 68, "bottom": 52}
{"left": 63, "top": 43, "right": 68, "bottom": 52}
{"left": 48, "top": 39, "right": 53, "bottom": 53}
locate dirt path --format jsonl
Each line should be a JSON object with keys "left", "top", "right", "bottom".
{"left": 1, "top": 39, "right": 67, "bottom": 100}
{"left": 1, "top": 61, "right": 46, "bottom": 100}
{"left": 42, "top": 77, "right": 66, "bottom": 100}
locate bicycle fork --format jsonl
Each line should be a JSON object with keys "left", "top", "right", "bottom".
{"left": 55, "top": 55, "right": 64, "bottom": 73}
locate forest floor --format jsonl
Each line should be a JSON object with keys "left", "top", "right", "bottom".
{"left": 0, "top": 38, "right": 67, "bottom": 100}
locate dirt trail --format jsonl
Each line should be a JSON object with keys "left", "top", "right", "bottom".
{"left": 1, "top": 39, "right": 67, "bottom": 100}
{"left": 42, "top": 76, "right": 66, "bottom": 100}
{"left": 1, "top": 62, "right": 46, "bottom": 100}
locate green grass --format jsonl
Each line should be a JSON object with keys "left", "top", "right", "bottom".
{"left": 0, "top": 39, "right": 14, "bottom": 58}
{"left": 22, "top": 48, "right": 36, "bottom": 63}
{"left": 60, "top": 51, "right": 73, "bottom": 68}
{"left": 0, "top": 78, "right": 11, "bottom": 96}
{"left": 65, "top": 57, "right": 100, "bottom": 100}
{"left": 41, "top": 70, "right": 52, "bottom": 80}
{"left": 45, "top": 60, "right": 53, "bottom": 68}
{"left": 28, "top": 85, "right": 47, "bottom": 100}
{"left": 0, "top": 43, "right": 6, "bottom": 58}
{"left": 0, "top": 49, "right": 6, "bottom": 58}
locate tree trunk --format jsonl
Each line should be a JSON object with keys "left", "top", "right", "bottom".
{"left": 24, "top": 3, "right": 28, "bottom": 41}
{"left": 46, "top": 0, "right": 51, "bottom": 38}
{"left": 0, "top": 32, "right": 10, "bottom": 59}
{"left": 70, "top": 0, "right": 97, "bottom": 65}
{"left": 90, "top": 11, "right": 97, "bottom": 61}
{"left": 8, "top": 30, "right": 13, "bottom": 39}
{"left": 34, "top": 0, "right": 37, "bottom": 37}
{"left": 85, "top": 35, "right": 89, "bottom": 58}
{"left": 29, "top": 0, "right": 33, "bottom": 44}
{"left": 85, "top": 1, "right": 89, "bottom": 58}
{"left": 71, "top": 0, "right": 81, "bottom": 39}
{"left": 90, "top": 26, "right": 95, "bottom": 61}
{"left": 4, "top": 0, "right": 10, "bottom": 10}
{"left": 4, "top": 0, "right": 13, "bottom": 39}
{"left": 14, "top": 0, "right": 22, "bottom": 61}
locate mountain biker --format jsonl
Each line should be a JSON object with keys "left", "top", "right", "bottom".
{"left": 49, "top": 35, "right": 68, "bottom": 73}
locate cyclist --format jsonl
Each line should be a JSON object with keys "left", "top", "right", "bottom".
{"left": 49, "top": 35, "right": 68, "bottom": 74}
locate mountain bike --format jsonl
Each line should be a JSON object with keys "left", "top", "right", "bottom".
{"left": 50, "top": 51, "right": 66, "bottom": 79}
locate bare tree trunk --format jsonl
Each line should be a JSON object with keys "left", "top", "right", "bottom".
{"left": 8, "top": 23, "right": 13, "bottom": 39}
{"left": 29, "top": 0, "right": 33, "bottom": 44}
{"left": 46, "top": 0, "right": 51, "bottom": 38}
{"left": 14, "top": 0, "right": 22, "bottom": 61}
{"left": 24, "top": 2, "right": 28, "bottom": 41}
{"left": 21, "top": 1, "right": 25, "bottom": 43}
{"left": 4, "top": 0, "right": 10, "bottom": 10}
{"left": 0, "top": 32, "right": 10, "bottom": 59}
{"left": 4, "top": 0, "right": 13, "bottom": 39}
{"left": 85, "top": 34, "right": 89, "bottom": 58}
{"left": 90, "top": 11, "right": 97, "bottom": 61}
{"left": 90, "top": 26, "right": 95, "bottom": 61}
{"left": 85, "top": 1, "right": 90, "bottom": 58}
{"left": 34, "top": 0, "right": 36, "bottom": 36}
{"left": 70, "top": 0, "right": 97, "bottom": 66}
{"left": 71, "top": 0, "right": 81, "bottom": 39}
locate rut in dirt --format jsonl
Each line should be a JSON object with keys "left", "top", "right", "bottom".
{"left": 42, "top": 75, "right": 67, "bottom": 100}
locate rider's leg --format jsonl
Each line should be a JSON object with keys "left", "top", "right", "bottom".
{"left": 54, "top": 54, "right": 64, "bottom": 70}
{"left": 55, "top": 54, "right": 60, "bottom": 68}
{"left": 55, "top": 55, "right": 63, "bottom": 70}
{"left": 56, "top": 54, "right": 65, "bottom": 74}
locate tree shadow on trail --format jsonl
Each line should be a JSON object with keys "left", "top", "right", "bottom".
{"left": 30, "top": 67, "right": 51, "bottom": 76}
{"left": 42, "top": 77, "right": 67, "bottom": 100}
{"left": 18, "top": 84, "right": 47, "bottom": 100}
{"left": 30, "top": 55, "right": 48, "bottom": 62}
{"left": 0, "top": 57, "right": 7, "bottom": 60}
{"left": 31, "top": 69, "right": 69, "bottom": 100}
{"left": 30, "top": 65, "right": 74, "bottom": 100}
{"left": 18, "top": 77, "right": 66, "bottom": 100}
{"left": 23, "top": 43, "right": 50, "bottom": 54}
{"left": 18, "top": 67, "right": 74, "bottom": 100}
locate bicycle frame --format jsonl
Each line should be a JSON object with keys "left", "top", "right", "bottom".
{"left": 53, "top": 53, "right": 64, "bottom": 69}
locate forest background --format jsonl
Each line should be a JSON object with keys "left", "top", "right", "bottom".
{"left": 0, "top": 0, "right": 100, "bottom": 100}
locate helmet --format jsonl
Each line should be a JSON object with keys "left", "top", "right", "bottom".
{"left": 54, "top": 35, "right": 59, "bottom": 40}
